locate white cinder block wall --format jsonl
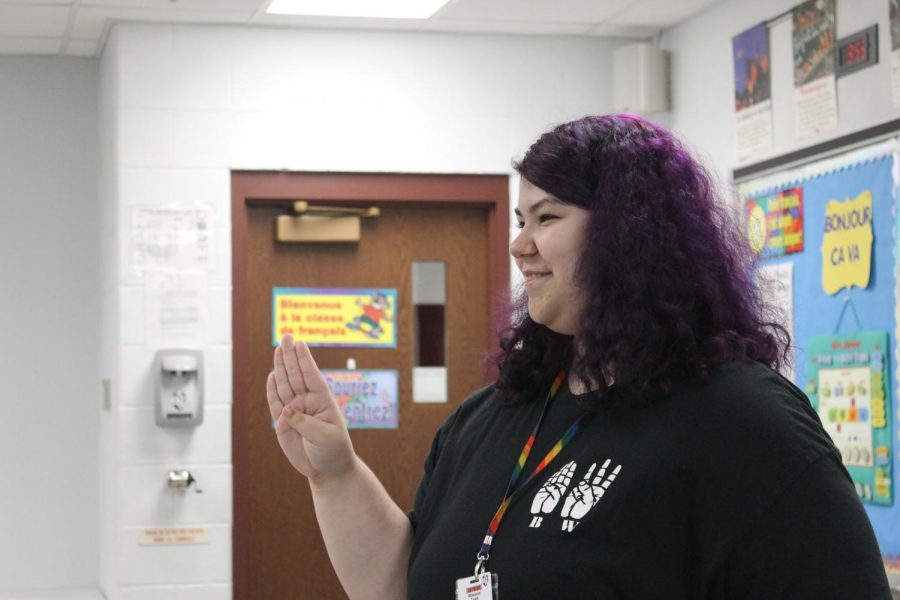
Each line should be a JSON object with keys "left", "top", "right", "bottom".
{"left": 100, "top": 23, "right": 624, "bottom": 599}
{"left": 0, "top": 57, "right": 99, "bottom": 594}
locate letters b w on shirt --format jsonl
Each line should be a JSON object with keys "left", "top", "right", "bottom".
{"left": 528, "top": 459, "right": 622, "bottom": 531}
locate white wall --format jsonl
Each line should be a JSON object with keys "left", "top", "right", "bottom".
{"left": 99, "top": 23, "right": 624, "bottom": 599}
{"left": 663, "top": 0, "right": 900, "bottom": 183}
{"left": 0, "top": 57, "right": 99, "bottom": 592}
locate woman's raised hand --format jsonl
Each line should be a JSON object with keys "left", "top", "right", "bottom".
{"left": 266, "top": 335, "right": 356, "bottom": 485}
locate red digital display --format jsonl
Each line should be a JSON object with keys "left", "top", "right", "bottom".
{"left": 836, "top": 26, "right": 877, "bottom": 76}
{"left": 842, "top": 38, "right": 867, "bottom": 66}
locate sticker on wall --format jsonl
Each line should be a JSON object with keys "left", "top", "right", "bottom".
{"left": 273, "top": 287, "right": 397, "bottom": 347}
{"left": 323, "top": 369, "right": 399, "bottom": 429}
{"left": 807, "top": 332, "right": 893, "bottom": 505}
{"left": 139, "top": 527, "right": 209, "bottom": 546}
{"left": 745, "top": 187, "right": 804, "bottom": 258}
{"left": 821, "top": 190, "right": 873, "bottom": 294}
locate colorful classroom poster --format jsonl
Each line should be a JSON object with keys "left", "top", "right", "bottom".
{"left": 322, "top": 369, "right": 399, "bottom": 429}
{"left": 745, "top": 187, "right": 804, "bottom": 258}
{"left": 807, "top": 332, "right": 892, "bottom": 505}
{"left": 821, "top": 190, "right": 874, "bottom": 294}
{"left": 792, "top": 0, "right": 838, "bottom": 138}
{"left": 732, "top": 22, "right": 773, "bottom": 161}
{"left": 272, "top": 287, "right": 397, "bottom": 347}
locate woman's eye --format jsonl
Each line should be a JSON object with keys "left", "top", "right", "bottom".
{"left": 515, "top": 214, "right": 556, "bottom": 228}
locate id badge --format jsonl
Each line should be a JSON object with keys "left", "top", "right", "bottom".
{"left": 455, "top": 572, "right": 499, "bottom": 599}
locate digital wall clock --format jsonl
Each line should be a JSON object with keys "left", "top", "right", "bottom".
{"left": 836, "top": 25, "right": 878, "bottom": 78}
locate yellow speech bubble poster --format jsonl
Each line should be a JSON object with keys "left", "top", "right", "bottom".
{"left": 272, "top": 287, "right": 397, "bottom": 347}
{"left": 821, "top": 190, "right": 873, "bottom": 295}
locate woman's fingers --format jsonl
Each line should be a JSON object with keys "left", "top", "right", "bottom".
{"left": 272, "top": 346, "right": 297, "bottom": 405}
{"left": 266, "top": 371, "right": 284, "bottom": 421}
{"left": 292, "top": 338, "right": 331, "bottom": 395}
{"left": 272, "top": 336, "right": 339, "bottom": 428}
{"left": 280, "top": 335, "right": 309, "bottom": 395}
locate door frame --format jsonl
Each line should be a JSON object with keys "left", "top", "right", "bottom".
{"left": 231, "top": 170, "right": 509, "bottom": 599}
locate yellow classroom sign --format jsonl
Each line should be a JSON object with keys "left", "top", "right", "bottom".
{"left": 272, "top": 287, "right": 397, "bottom": 347}
{"left": 821, "top": 190, "right": 873, "bottom": 295}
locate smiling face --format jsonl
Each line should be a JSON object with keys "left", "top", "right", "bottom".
{"left": 510, "top": 180, "right": 591, "bottom": 335}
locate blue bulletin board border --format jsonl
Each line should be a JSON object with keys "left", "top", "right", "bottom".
{"left": 739, "top": 140, "right": 900, "bottom": 554}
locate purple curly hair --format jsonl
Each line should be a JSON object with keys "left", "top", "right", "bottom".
{"left": 494, "top": 114, "right": 788, "bottom": 409}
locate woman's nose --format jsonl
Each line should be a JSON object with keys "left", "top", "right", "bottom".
{"left": 509, "top": 229, "right": 534, "bottom": 258}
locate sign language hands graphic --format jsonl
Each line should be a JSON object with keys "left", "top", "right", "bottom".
{"left": 561, "top": 459, "right": 622, "bottom": 520}
{"left": 531, "top": 461, "right": 576, "bottom": 515}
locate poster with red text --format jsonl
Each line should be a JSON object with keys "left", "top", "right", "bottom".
{"left": 272, "top": 287, "right": 397, "bottom": 347}
{"left": 792, "top": 0, "right": 837, "bottom": 138}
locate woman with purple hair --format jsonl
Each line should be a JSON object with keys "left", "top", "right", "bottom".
{"left": 267, "top": 114, "right": 890, "bottom": 598}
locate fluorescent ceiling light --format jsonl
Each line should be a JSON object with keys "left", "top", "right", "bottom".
{"left": 266, "top": 0, "right": 451, "bottom": 19}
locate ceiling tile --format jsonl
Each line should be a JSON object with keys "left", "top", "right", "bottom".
{"left": 0, "top": 37, "right": 60, "bottom": 54}
{"left": 0, "top": 1, "right": 71, "bottom": 5}
{"left": 608, "top": 0, "right": 725, "bottom": 28}
{"left": 0, "top": 0, "right": 735, "bottom": 59}
{"left": 437, "top": 0, "right": 637, "bottom": 24}
{"left": 0, "top": 5, "right": 69, "bottom": 37}
{"left": 70, "top": 7, "right": 107, "bottom": 39}
{"left": 585, "top": 22, "right": 658, "bottom": 38}
{"left": 82, "top": 0, "right": 262, "bottom": 9}
{"left": 424, "top": 18, "right": 591, "bottom": 36}
{"left": 72, "top": 6, "right": 253, "bottom": 39}
{"left": 249, "top": 12, "right": 422, "bottom": 31}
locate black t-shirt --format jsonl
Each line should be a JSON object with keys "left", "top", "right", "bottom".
{"left": 406, "top": 359, "right": 891, "bottom": 599}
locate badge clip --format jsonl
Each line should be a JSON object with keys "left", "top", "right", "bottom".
{"left": 474, "top": 553, "right": 489, "bottom": 577}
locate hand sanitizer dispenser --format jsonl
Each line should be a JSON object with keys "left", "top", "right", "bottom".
{"left": 155, "top": 349, "right": 203, "bottom": 427}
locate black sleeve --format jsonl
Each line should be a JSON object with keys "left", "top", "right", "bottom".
{"left": 721, "top": 450, "right": 891, "bottom": 599}
{"left": 406, "top": 385, "right": 494, "bottom": 531}
{"left": 406, "top": 420, "right": 446, "bottom": 532}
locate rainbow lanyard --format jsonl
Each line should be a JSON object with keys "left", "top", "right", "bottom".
{"left": 475, "top": 370, "right": 587, "bottom": 573}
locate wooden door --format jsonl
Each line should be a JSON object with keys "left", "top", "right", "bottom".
{"left": 232, "top": 172, "right": 508, "bottom": 600}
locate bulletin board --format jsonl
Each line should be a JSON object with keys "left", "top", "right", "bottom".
{"left": 738, "top": 139, "right": 900, "bottom": 554}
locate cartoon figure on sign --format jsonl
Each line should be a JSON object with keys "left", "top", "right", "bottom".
{"left": 346, "top": 293, "right": 394, "bottom": 339}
